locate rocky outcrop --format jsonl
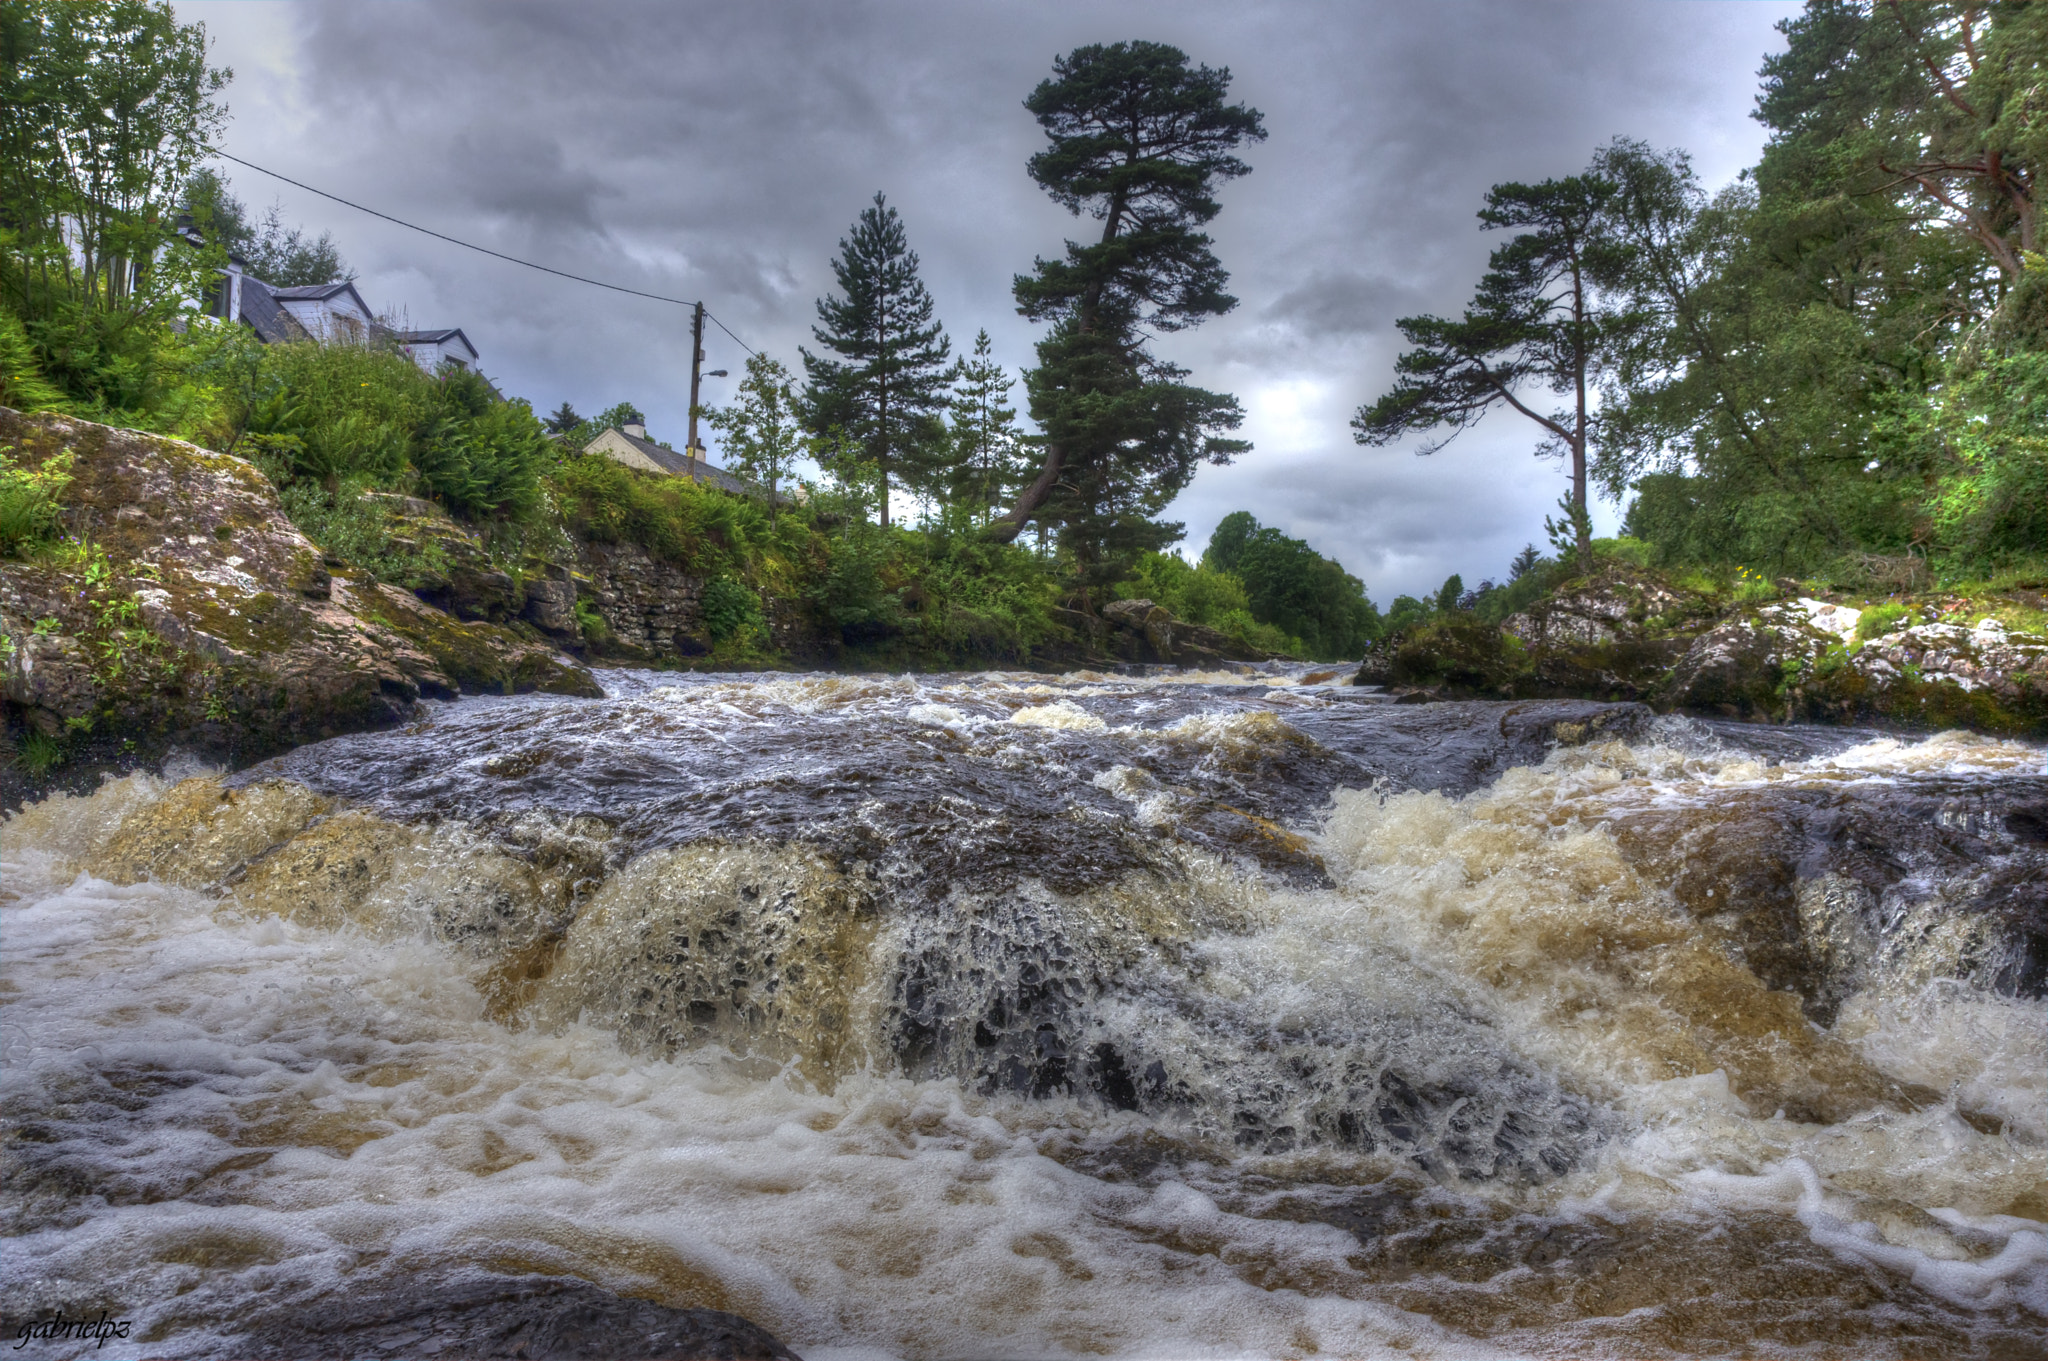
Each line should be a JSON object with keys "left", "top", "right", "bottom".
{"left": 1659, "top": 597, "right": 2048, "bottom": 731}
{"left": 1500, "top": 563, "right": 1713, "bottom": 648}
{"left": 0, "top": 408, "right": 598, "bottom": 804}
{"left": 1093, "top": 597, "right": 1280, "bottom": 667}
{"left": 1355, "top": 570, "right": 2048, "bottom": 736}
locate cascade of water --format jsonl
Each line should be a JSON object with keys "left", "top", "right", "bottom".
{"left": 4, "top": 668, "right": 2043, "bottom": 1358}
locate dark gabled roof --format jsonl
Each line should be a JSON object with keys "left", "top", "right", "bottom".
{"left": 269, "top": 282, "right": 357, "bottom": 301}
{"left": 396, "top": 327, "right": 477, "bottom": 357}
{"left": 236, "top": 276, "right": 307, "bottom": 344}
{"left": 269, "top": 280, "right": 376, "bottom": 327}
{"left": 600, "top": 428, "right": 764, "bottom": 498}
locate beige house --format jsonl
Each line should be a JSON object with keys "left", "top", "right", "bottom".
{"left": 583, "top": 421, "right": 760, "bottom": 496}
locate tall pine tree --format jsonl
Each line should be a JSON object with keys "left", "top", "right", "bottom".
{"left": 1353, "top": 173, "right": 1614, "bottom": 569}
{"left": 943, "top": 329, "right": 1031, "bottom": 525}
{"left": 800, "top": 192, "right": 952, "bottom": 527}
{"left": 989, "top": 41, "right": 1264, "bottom": 606}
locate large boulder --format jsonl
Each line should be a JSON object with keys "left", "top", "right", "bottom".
{"left": 0, "top": 407, "right": 598, "bottom": 804}
{"left": 1501, "top": 562, "right": 1712, "bottom": 648}
{"left": 1659, "top": 596, "right": 2048, "bottom": 733}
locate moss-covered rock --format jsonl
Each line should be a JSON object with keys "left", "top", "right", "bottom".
{"left": 1356, "top": 569, "right": 2047, "bottom": 737}
{"left": 0, "top": 407, "right": 598, "bottom": 806}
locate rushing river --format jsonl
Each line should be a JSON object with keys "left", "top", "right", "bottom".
{"left": 3, "top": 667, "right": 2045, "bottom": 1359}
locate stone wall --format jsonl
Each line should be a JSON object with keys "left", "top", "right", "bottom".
{"left": 577, "top": 540, "right": 710, "bottom": 657}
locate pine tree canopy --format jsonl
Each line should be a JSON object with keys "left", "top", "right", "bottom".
{"left": 1353, "top": 173, "right": 1615, "bottom": 568}
{"left": 943, "top": 329, "right": 1031, "bottom": 525}
{"left": 800, "top": 192, "right": 952, "bottom": 526}
{"left": 990, "top": 40, "right": 1265, "bottom": 604}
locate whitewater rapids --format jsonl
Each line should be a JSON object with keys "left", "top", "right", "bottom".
{"left": 3, "top": 667, "right": 2044, "bottom": 1358}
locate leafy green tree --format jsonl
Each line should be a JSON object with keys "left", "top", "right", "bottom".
{"left": 543, "top": 401, "right": 582, "bottom": 436}
{"left": 800, "top": 192, "right": 952, "bottom": 526}
{"left": 1354, "top": 171, "right": 1614, "bottom": 569}
{"left": 706, "top": 353, "right": 806, "bottom": 519}
{"left": 560, "top": 401, "right": 645, "bottom": 449}
{"left": 182, "top": 168, "right": 349, "bottom": 286}
{"left": 1202, "top": 511, "right": 1380, "bottom": 658}
{"left": 1508, "top": 543, "right": 1543, "bottom": 580}
{"left": 990, "top": 41, "right": 1265, "bottom": 606}
{"left": 1757, "top": 1, "right": 2042, "bottom": 285}
{"left": 1434, "top": 574, "right": 1465, "bottom": 614}
{"left": 941, "top": 328, "right": 1031, "bottom": 524}
{"left": 0, "top": 0, "right": 229, "bottom": 406}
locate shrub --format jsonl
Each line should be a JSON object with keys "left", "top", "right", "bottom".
{"left": 550, "top": 452, "right": 756, "bottom": 573}
{"left": 0, "top": 446, "right": 73, "bottom": 557}
{"left": 267, "top": 477, "right": 449, "bottom": 586}
{"left": 1120, "top": 552, "right": 1250, "bottom": 624}
{"left": 0, "top": 308, "right": 70, "bottom": 413}
{"left": 701, "top": 575, "right": 764, "bottom": 642}
{"left": 1590, "top": 535, "right": 1655, "bottom": 567}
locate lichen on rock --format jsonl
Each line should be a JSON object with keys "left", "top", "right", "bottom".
{"left": 0, "top": 406, "right": 598, "bottom": 804}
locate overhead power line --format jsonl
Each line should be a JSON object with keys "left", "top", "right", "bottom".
{"left": 212, "top": 151, "right": 757, "bottom": 355}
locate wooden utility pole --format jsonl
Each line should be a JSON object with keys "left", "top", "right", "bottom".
{"left": 686, "top": 300, "right": 706, "bottom": 467}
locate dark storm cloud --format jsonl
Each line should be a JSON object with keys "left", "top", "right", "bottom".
{"left": 180, "top": 0, "right": 1794, "bottom": 599}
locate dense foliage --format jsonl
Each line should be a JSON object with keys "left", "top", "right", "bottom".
{"left": 1201, "top": 512, "right": 1382, "bottom": 658}
{"left": 990, "top": 41, "right": 1265, "bottom": 604}
{"left": 0, "top": 0, "right": 227, "bottom": 416}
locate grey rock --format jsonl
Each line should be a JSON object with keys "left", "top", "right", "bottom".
{"left": 224, "top": 1273, "right": 801, "bottom": 1361}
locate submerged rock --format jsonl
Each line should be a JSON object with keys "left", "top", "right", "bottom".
{"left": 0, "top": 407, "right": 598, "bottom": 806}
{"left": 224, "top": 1273, "right": 800, "bottom": 1360}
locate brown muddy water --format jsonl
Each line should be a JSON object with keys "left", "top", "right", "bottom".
{"left": 3, "top": 666, "right": 2044, "bottom": 1359}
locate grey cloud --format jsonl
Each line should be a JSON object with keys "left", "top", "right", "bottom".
{"left": 180, "top": 0, "right": 1791, "bottom": 599}
{"left": 1261, "top": 271, "right": 1428, "bottom": 340}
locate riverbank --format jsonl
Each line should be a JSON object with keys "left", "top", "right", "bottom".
{"left": 0, "top": 408, "right": 1279, "bottom": 807}
{"left": 1355, "top": 557, "right": 2048, "bottom": 738}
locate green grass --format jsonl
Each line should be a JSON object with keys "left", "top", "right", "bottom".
{"left": 1855, "top": 602, "right": 1912, "bottom": 642}
{"left": 13, "top": 728, "right": 65, "bottom": 775}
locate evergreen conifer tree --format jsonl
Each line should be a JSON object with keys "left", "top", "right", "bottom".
{"left": 1353, "top": 173, "right": 1614, "bottom": 571}
{"left": 989, "top": 41, "right": 1264, "bottom": 608}
{"left": 942, "top": 329, "right": 1030, "bottom": 525}
{"left": 800, "top": 193, "right": 952, "bottom": 527}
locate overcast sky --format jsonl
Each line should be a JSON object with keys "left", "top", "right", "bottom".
{"left": 177, "top": 0, "right": 1797, "bottom": 601}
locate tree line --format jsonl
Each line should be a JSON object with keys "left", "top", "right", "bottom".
{"left": 1360, "top": 1, "right": 2046, "bottom": 583}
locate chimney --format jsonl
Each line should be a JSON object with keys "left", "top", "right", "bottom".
{"left": 623, "top": 421, "right": 646, "bottom": 439}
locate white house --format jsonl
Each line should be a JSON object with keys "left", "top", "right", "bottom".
{"left": 396, "top": 328, "right": 480, "bottom": 374}
{"left": 583, "top": 421, "right": 762, "bottom": 497}
{"left": 268, "top": 281, "right": 376, "bottom": 344}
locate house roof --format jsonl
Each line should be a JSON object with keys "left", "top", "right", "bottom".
{"left": 269, "top": 282, "right": 358, "bottom": 301}
{"left": 396, "top": 328, "right": 478, "bottom": 357}
{"left": 595, "top": 428, "right": 764, "bottom": 498}
{"left": 270, "top": 280, "right": 376, "bottom": 326}
{"left": 236, "top": 277, "right": 307, "bottom": 344}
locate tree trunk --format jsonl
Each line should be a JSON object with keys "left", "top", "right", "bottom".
{"left": 986, "top": 441, "right": 1065, "bottom": 544}
{"left": 1573, "top": 438, "right": 1592, "bottom": 570}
